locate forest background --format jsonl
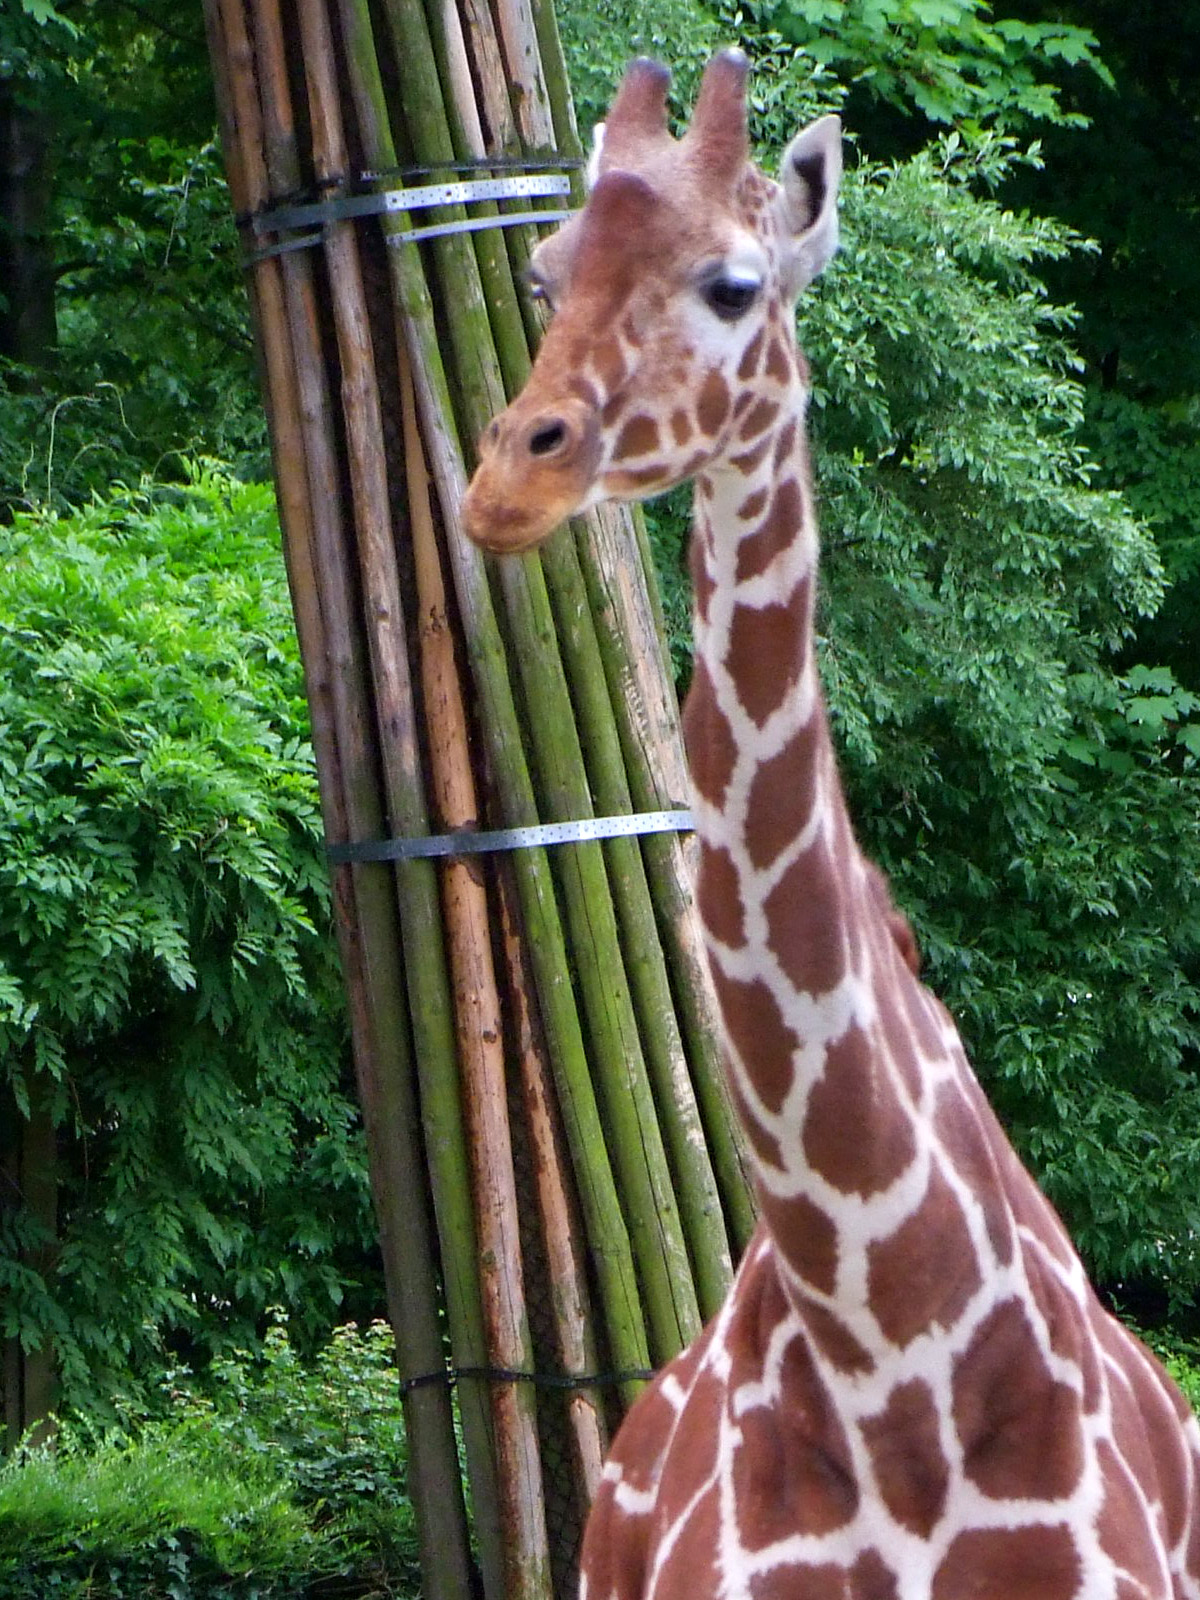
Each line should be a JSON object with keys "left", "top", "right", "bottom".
{"left": 0, "top": 0, "right": 1198, "bottom": 1593}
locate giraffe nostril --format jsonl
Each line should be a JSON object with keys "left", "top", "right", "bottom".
{"left": 528, "top": 419, "right": 569, "bottom": 458}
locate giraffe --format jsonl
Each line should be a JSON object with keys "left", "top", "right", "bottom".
{"left": 462, "top": 51, "right": 1200, "bottom": 1600}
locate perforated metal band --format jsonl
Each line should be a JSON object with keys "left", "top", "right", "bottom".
{"left": 244, "top": 172, "right": 576, "bottom": 264}
{"left": 255, "top": 173, "right": 571, "bottom": 235}
{"left": 327, "top": 809, "right": 694, "bottom": 865}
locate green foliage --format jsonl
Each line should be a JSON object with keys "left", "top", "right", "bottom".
{"left": 1081, "top": 390, "right": 1200, "bottom": 690}
{"left": 1141, "top": 1329, "right": 1200, "bottom": 1419}
{"left": 0, "top": 469, "right": 374, "bottom": 1418}
{"left": 761, "top": 0, "right": 1110, "bottom": 129}
{"left": 0, "top": 5, "right": 266, "bottom": 513}
{"left": 0, "top": 1319, "right": 420, "bottom": 1597}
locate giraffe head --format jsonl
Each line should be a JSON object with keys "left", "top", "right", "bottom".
{"left": 462, "top": 51, "right": 842, "bottom": 554}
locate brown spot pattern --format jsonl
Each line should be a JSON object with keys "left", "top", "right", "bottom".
{"left": 736, "top": 478, "right": 804, "bottom": 583}
{"left": 1096, "top": 1438, "right": 1168, "bottom": 1590}
{"left": 689, "top": 534, "right": 716, "bottom": 625}
{"left": 733, "top": 1338, "right": 858, "bottom": 1548}
{"left": 730, "top": 434, "right": 774, "bottom": 474}
{"left": 762, "top": 840, "right": 847, "bottom": 997}
{"left": 566, "top": 375, "right": 600, "bottom": 407}
{"left": 591, "top": 333, "right": 627, "bottom": 391}
{"left": 613, "top": 413, "right": 661, "bottom": 459}
{"left": 737, "top": 326, "right": 765, "bottom": 379}
{"left": 868, "top": 1165, "right": 982, "bottom": 1346}
{"left": 736, "top": 486, "right": 769, "bottom": 521}
{"left": 848, "top": 1548, "right": 901, "bottom": 1600}
{"left": 952, "top": 1297, "right": 1084, "bottom": 1500}
{"left": 774, "top": 418, "right": 799, "bottom": 470}
{"left": 698, "top": 840, "right": 745, "bottom": 947}
{"left": 738, "top": 397, "right": 781, "bottom": 439}
{"left": 933, "top": 1524, "right": 1081, "bottom": 1600}
{"left": 670, "top": 407, "right": 692, "bottom": 446}
{"left": 616, "top": 463, "right": 670, "bottom": 488}
{"left": 725, "top": 583, "right": 806, "bottom": 726}
{"left": 769, "top": 1191, "right": 841, "bottom": 1295}
{"left": 710, "top": 965, "right": 799, "bottom": 1114}
{"left": 765, "top": 334, "right": 792, "bottom": 383}
{"left": 697, "top": 369, "right": 731, "bottom": 436}
{"left": 803, "top": 1023, "right": 917, "bottom": 1198}
{"left": 931, "top": 1081, "right": 1013, "bottom": 1265}
{"left": 601, "top": 390, "right": 629, "bottom": 427}
{"left": 860, "top": 1379, "right": 949, "bottom": 1536}
{"left": 729, "top": 1074, "right": 786, "bottom": 1169}
{"left": 803, "top": 1302, "right": 874, "bottom": 1374}
{"left": 744, "top": 716, "right": 820, "bottom": 870}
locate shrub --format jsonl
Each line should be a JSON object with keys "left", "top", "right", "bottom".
{"left": 0, "top": 1319, "right": 420, "bottom": 1598}
{"left": 0, "top": 467, "right": 374, "bottom": 1420}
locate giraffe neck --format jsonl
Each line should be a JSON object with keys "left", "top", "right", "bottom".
{"left": 682, "top": 374, "right": 992, "bottom": 1335}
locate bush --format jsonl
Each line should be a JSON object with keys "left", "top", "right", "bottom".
{"left": 0, "top": 468, "right": 375, "bottom": 1419}
{"left": 0, "top": 1320, "right": 420, "bottom": 1598}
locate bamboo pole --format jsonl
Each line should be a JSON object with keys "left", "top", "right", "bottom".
{"left": 332, "top": 0, "right": 656, "bottom": 1400}
{"left": 495, "top": 862, "right": 607, "bottom": 1498}
{"left": 400, "top": 342, "right": 551, "bottom": 1599}
{"left": 452, "top": 0, "right": 733, "bottom": 1320}
{"left": 205, "top": 0, "right": 769, "bottom": 1585}
{"left": 372, "top": 0, "right": 703, "bottom": 1362}
{"left": 200, "top": 5, "right": 476, "bottom": 1596}
{"left": 516, "top": 0, "right": 758, "bottom": 1252}
{"left": 288, "top": 11, "right": 507, "bottom": 1593}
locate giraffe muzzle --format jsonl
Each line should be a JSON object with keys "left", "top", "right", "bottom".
{"left": 463, "top": 398, "right": 602, "bottom": 554}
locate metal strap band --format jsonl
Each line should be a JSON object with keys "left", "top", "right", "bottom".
{"left": 245, "top": 207, "right": 575, "bottom": 266}
{"left": 384, "top": 208, "right": 574, "bottom": 248}
{"left": 360, "top": 156, "right": 584, "bottom": 181}
{"left": 400, "top": 1362, "right": 655, "bottom": 1395}
{"left": 253, "top": 173, "right": 571, "bottom": 235}
{"left": 327, "top": 809, "right": 694, "bottom": 865}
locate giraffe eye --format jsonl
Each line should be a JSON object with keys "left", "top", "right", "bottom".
{"left": 701, "top": 273, "right": 761, "bottom": 322}
{"left": 526, "top": 270, "right": 555, "bottom": 310}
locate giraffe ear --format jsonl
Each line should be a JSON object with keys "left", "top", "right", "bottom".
{"left": 776, "top": 114, "right": 843, "bottom": 297}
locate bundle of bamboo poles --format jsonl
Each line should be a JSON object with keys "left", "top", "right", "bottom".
{"left": 202, "top": 2, "right": 756, "bottom": 1595}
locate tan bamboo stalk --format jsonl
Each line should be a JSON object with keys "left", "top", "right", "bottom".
{"left": 372, "top": 0, "right": 702, "bottom": 1358}
{"left": 287, "top": 4, "right": 508, "bottom": 1592}
{"left": 494, "top": 861, "right": 608, "bottom": 1499}
{"left": 201, "top": 5, "right": 475, "bottom": 1596}
{"left": 485, "top": 0, "right": 556, "bottom": 149}
{"left": 400, "top": 344, "right": 552, "bottom": 1600}
{"left": 333, "top": 0, "right": 655, "bottom": 1395}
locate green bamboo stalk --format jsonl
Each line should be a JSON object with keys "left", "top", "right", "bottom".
{"left": 492, "top": 548, "right": 702, "bottom": 1359}
{"left": 367, "top": 0, "right": 703, "bottom": 1361}
{"left": 574, "top": 506, "right": 758, "bottom": 1250}
{"left": 401, "top": 341, "right": 551, "bottom": 1600}
{"left": 200, "top": 6, "right": 475, "bottom": 1597}
{"left": 469, "top": 0, "right": 749, "bottom": 1290}
{"left": 331, "top": 0, "right": 654, "bottom": 1400}
{"left": 537, "top": 530, "right": 734, "bottom": 1317}
{"left": 289, "top": 5, "right": 507, "bottom": 1594}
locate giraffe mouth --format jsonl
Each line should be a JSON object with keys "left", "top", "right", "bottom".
{"left": 462, "top": 398, "right": 602, "bottom": 553}
{"left": 461, "top": 469, "right": 590, "bottom": 554}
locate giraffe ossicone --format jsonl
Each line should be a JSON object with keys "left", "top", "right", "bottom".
{"left": 463, "top": 50, "right": 1200, "bottom": 1600}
